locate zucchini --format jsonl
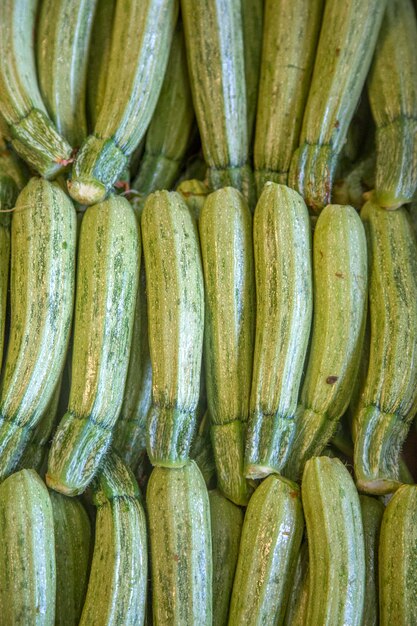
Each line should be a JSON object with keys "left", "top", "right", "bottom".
{"left": 0, "top": 469, "right": 56, "bottom": 625}
{"left": 147, "top": 460, "right": 212, "bottom": 626}
{"left": 79, "top": 452, "right": 147, "bottom": 626}
{"left": 141, "top": 190, "right": 204, "bottom": 467}
{"left": 241, "top": 0, "right": 264, "bottom": 149}
{"left": 245, "top": 183, "right": 312, "bottom": 478}
{"left": 283, "top": 541, "right": 310, "bottom": 626}
{"left": 47, "top": 195, "right": 140, "bottom": 496}
{"left": 199, "top": 187, "right": 255, "bottom": 504}
{"left": 360, "top": 495, "right": 384, "bottom": 626}
{"left": 229, "top": 474, "right": 304, "bottom": 625}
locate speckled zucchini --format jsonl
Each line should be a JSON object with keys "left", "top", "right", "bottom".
{"left": 147, "top": 460, "right": 212, "bottom": 626}
{"left": 245, "top": 183, "right": 312, "bottom": 479}
{"left": 302, "top": 456, "right": 365, "bottom": 626}
{"left": 283, "top": 541, "right": 310, "bottom": 626}
{"left": 47, "top": 195, "right": 140, "bottom": 496}
{"left": 199, "top": 187, "right": 254, "bottom": 504}
{"left": 0, "top": 0, "right": 72, "bottom": 177}
{"left": 241, "top": 0, "right": 263, "bottom": 148}
{"left": 288, "top": 0, "right": 386, "bottom": 213}
{"left": 229, "top": 474, "right": 304, "bottom": 625}
{"left": 254, "top": 0, "right": 323, "bottom": 195}
{"left": 284, "top": 204, "right": 367, "bottom": 481}
{"left": 141, "top": 191, "right": 204, "bottom": 467}
{"left": 50, "top": 491, "right": 92, "bottom": 626}
{"left": 68, "top": 0, "right": 178, "bottom": 206}
{"left": 367, "top": 0, "right": 417, "bottom": 209}
{"left": 0, "top": 469, "right": 56, "bottom": 625}
{"left": 79, "top": 452, "right": 147, "bottom": 626}
{"left": 353, "top": 200, "right": 417, "bottom": 494}
{"left": 360, "top": 495, "right": 384, "bottom": 626}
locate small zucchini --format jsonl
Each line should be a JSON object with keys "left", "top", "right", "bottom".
{"left": 360, "top": 495, "right": 384, "bottom": 626}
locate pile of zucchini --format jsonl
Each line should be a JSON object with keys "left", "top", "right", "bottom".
{"left": 0, "top": 0, "right": 417, "bottom": 624}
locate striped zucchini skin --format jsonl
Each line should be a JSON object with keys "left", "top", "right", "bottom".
{"left": 209, "top": 489, "right": 243, "bottom": 626}
{"left": 288, "top": 0, "right": 386, "bottom": 213}
{"left": 0, "top": 469, "right": 56, "bottom": 625}
{"left": 181, "top": 0, "right": 254, "bottom": 206}
{"left": 360, "top": 495, "right": 384, "bottom": 626}
{"left": 141, "top": 191, "right": 204, "bottom": 467}
{"left": 283, "top": 541, "right": 310, "bottom": 626}
{"left": 254, "top": 0, "right": 323, "bottom": 195}
{"left": 302, "top": 456, "right": 365, "bottom": 626}
{"left": 132, "top": 21, "right": 195, "bottom": 196}
{"left": 245, "top": 183, "right": 312, "bottom": 478}
{"left": 37, "top": 0, "right": 97, "bottom": 147}
{"left": 80, "top": 452, "right": 147, "bottom": 626}
{"left": 199, "top": 187, "right": 254, "bottom": 504}
{"left": 367, "top": 0, "right": 417, "bottom": 209}
{"left": 241, "top": 0, "right": 263, "bottom": 148}
{"left": 229, "top": 474, "right": 304, "bottom": 625}
{"left": 47, "top": 195, "right": 140, "bottom": 496}
{"left": 284, "top": 204, "right": 368, "bottom": 481}
{"left": 379, "top": 485, "right": 417, "bottom": 626}
{"left": 0, "top": 178, "right": 76, "bottom": 481}
{"left": 68, "top": 0, "right": 178, "bottom": 206}
{"left": 353, "top": 200, "right": 417, "bottom": 494}
{"left": 147, "top": 460, "right": 212, "bottom": 626}
{"left": 0, "top": 0, "right": 72, "bottom": 178}
{"left": 50, "top": 491, "right": 92, "bottom": 626}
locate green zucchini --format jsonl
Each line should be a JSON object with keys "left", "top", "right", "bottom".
{"left": 47, "top": 195, "right": 140, "bottom": 496}
{"left": 141, "top": 190, "right": 204, "bottom": 467}
{"left": 50, "top": 491, "right": 92, "bottom": 626}
{"left": 79, "top": 452, "right": 147, "bottom": 626}
{"left": 302, "top": 456, "right": 365, "bottom": 626}
{"left": 360, "top": 495, "right": 384, "bottom": 626}
{"left": 254, "top": 0, "right": 323, "bottom": 195}
{"left": 0, "top": 469, "right": 56, "bottom": 625}
{"left": 199, "top": 187, "right": 254, "bottom": 504}
{"left": 284, "top": 204, "right": 367, "bottom": 481}
{"left": 288, "top": 0, "right": 386, "bottom": 213}
{"left": 283, "top": 541, "right": 310, "bottom": 626}
{"left": 245, "top": 183, "right": 312, "bottom": 478}
{"left": 147, "top": 460, "right": 212, "bottom": 626}
{"left": 367, "top": 0, "right": 417, "bottom": 209}
{"left": 353, "top": 200, "right": 417, "bottom": 494}
{"left": 241, "top": 0, "right": 264, "bottom": 149}
{"left": 68, "top": 0, "right": 178, "bottom": 206}
{"left": 229, "top": 474, "right": 304, "bottom": 625}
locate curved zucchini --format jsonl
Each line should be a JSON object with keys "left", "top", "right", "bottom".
{"left": 353, "top": 200, "right": 417, "bottom": 494}
{"left": 302, "top": 456, "right": 365, "bottom": 626}
{"left": 0, "top": 469, "right": 56, "bottom": 625}
{"left": 141, "top": 191, "right": 204, "bottom": 467}
{"left": 241, "top": 0, "right": 263, "bottom": 148}
{"left": 199, "top": 187, "right": 254, "bottom": 504}
{"left": 288, "top": 0, "right": 386, "bottom": 213}
{"left": 245, "top": 183, "right": 312, "bottom": 478}
{"left": 360, "top": 495, "right": 384, "bottom": 626}
{"left": 79, "top": 452, "right": 147, "bottom": 626}
{"left": 47, "top": 195, "right": 140, "bottom": 496}
{"left": 147, "top": 460, "right": 212, "bottom": 626}
{"left": 229, "top": 474, "right": 304, "bottom": 625}
{"left": 68, "top": 0, "right": 178, "bottom": 206}
{"left": 283, "top": 541, "right": 310, "bottom": 626}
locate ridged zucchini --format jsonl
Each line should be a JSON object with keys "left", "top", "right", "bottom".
{"left": 241, "top": 0, "right": 264, "bottom": 148}
{"left": 147, "top": 460, "right": 212, "bottom": 626}
{"left": 47, "top": 195, "right": 140, "bottom": 496}
{"left": 283, "top": 541, "right": 310, "bottom": 626}
{"left": 199, "top": 187, "right": 254, "bottom": 504}
{"left": 0, "top": 469, "right": 56, "bottom": 625}
{"left": 141, "top": 191, "right": 204, "bottom": 467}
{"left": 79, "top": 452, "right": 147, "bottom": 626}
{"left": 245, "top": 183, "right": 312, "bottom": 478}
{"left": 360, "top": 495, "right": 384, "bottom": 626}
{"left": 229, "top": 474, "right": 304, "bottom": 625}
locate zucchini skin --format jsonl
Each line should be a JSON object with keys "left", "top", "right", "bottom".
{"left": 302, "top": 456, "right": 365, "bottom": 626}
{"left": 199, "top": 187, "right": 255, "bottom": 504}
{"left": 141, "top": 191, "right": 204, "bottom": 467}
{"left": 241, "top": 0, "right": 263, "bottom": 148}
{"left": 0, "top": 469, "right": 56, "bottom": 625}
{"left": 284, "top": 204, "right": 368, "bottom": 481}
{"left": 79, "top": 452, "right": 148, "bottom": 626}
{"left": 147, "top": 460, "right": 212, "bottom": 626}
{"left": 353, "top": 200, "right": 417, "bottom": 494}
{"left": 360, "top": 495, "right": 384, "bottom": 626}
{"left": 288, "top": 0, "right": 386, "bottom": 213}
{"left": 283, "top": 541, "right": 310, "bottom": 626}
{"left": 0, "top": 178, "right": 76, "bottom": 481}
{"left": 47, "top": 195, "right": 140, "bottom": 496}
{"left": 367, "top": 0, "right": 417, "bottom": 209}
{"left": 245, "top": 183, "right": 312, "bottom": 478}
{"left": 229, "top": 474, "right": 304, "bottom": 625}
